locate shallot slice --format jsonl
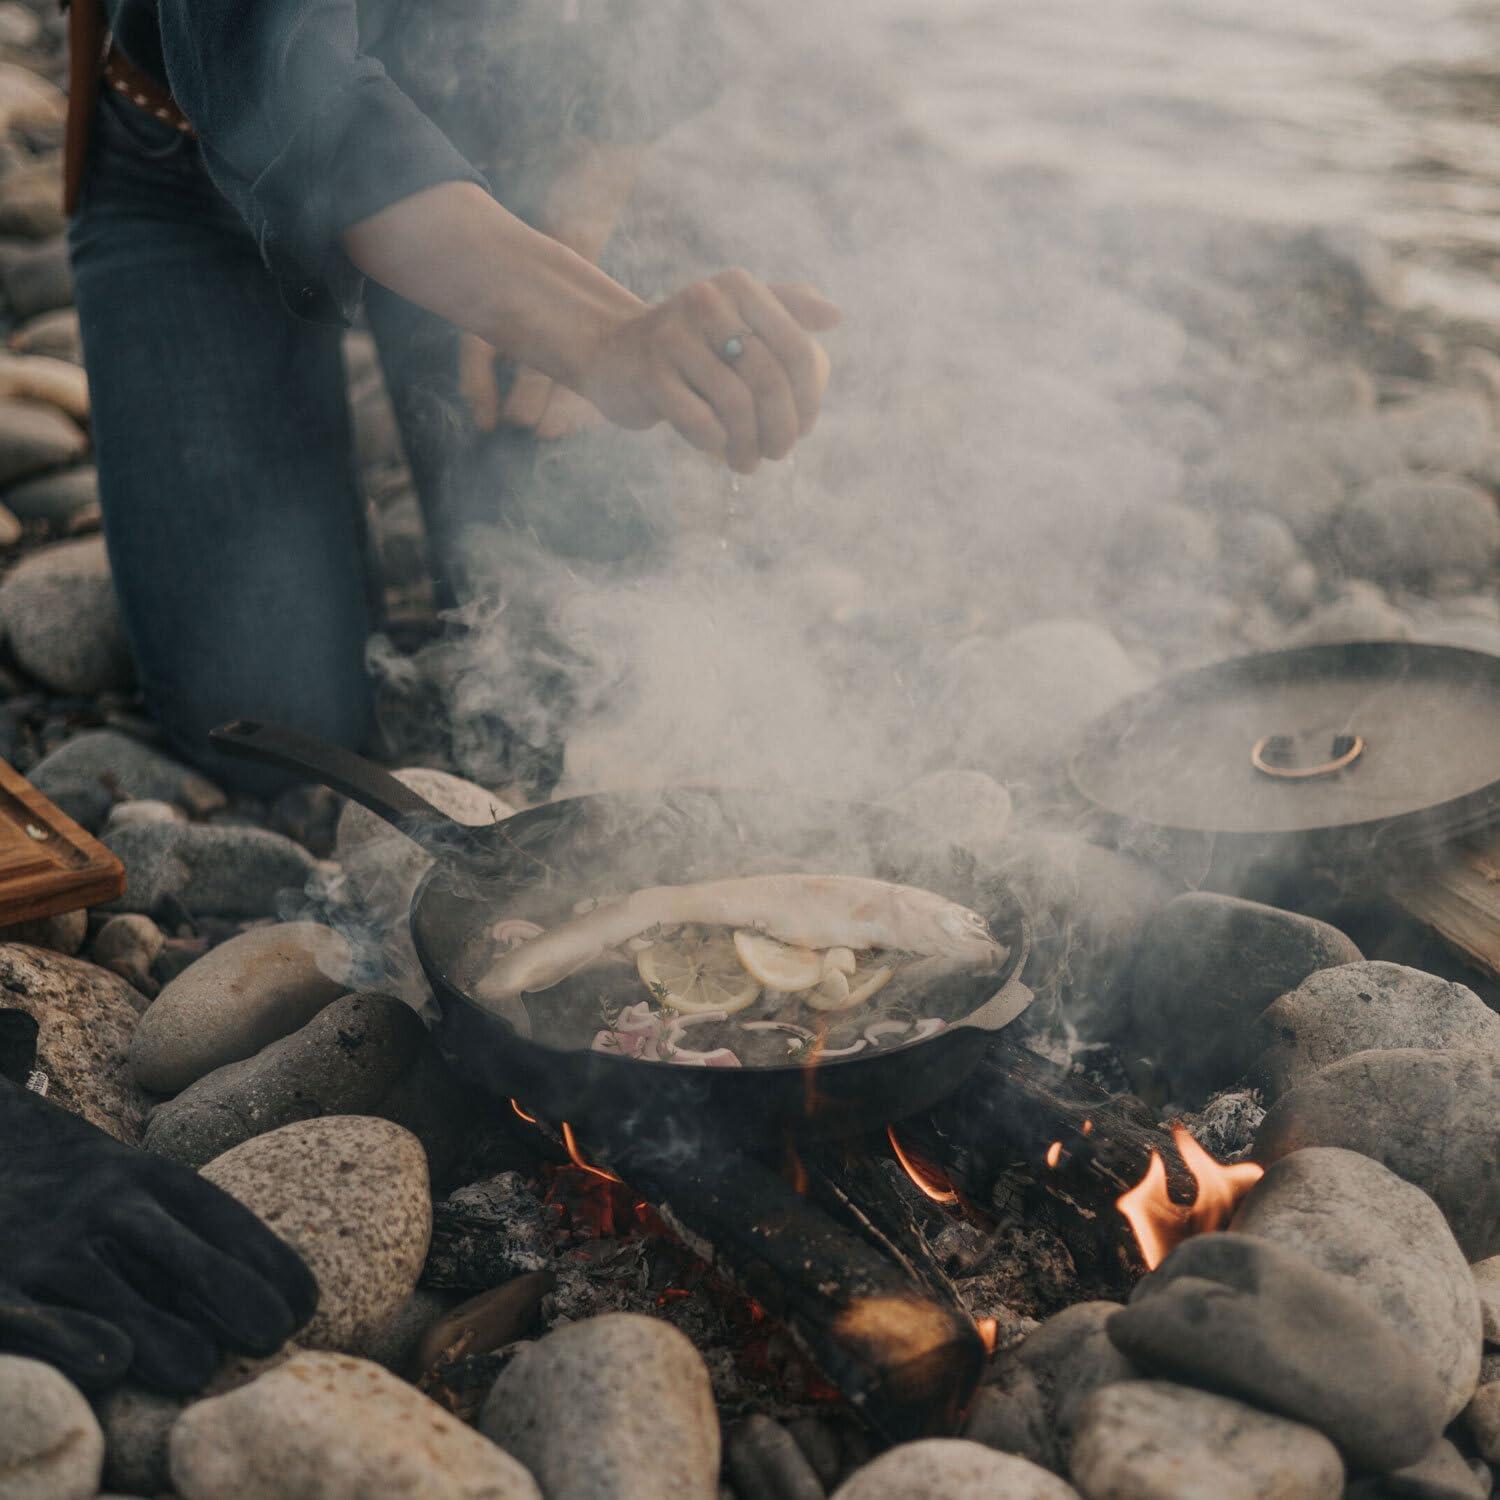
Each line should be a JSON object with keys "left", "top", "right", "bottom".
{"left": 910, "top": 1017, "right": 946, "bottom": 1040}
{"left": 493, "top": 919, "right": 545, "bottom": 947}
{"left": 864, "top": 1019, "right": 910, "bottom": 1045}
{"left": 666, "top": 1045, "right": 741, "bottom": 1068}
{"left": 816, "top": 1037, "right": 868, "bottom": 1058}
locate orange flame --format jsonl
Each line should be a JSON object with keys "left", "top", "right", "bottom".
{"left": 887, "top": 1125, "right": 959, "bottom": 1205}
{"left": 975, "top": 1316, "right": 999, "bottom": 1355}
{"left": 510, "top": 1098, "right": 539, "bottom": 1125}
{"left": 560, "top": 1121, "right": 625, "bottom": 1185}
{"left": 1045, "top": 1140, "right": 1063, "bottom": 1169}
{"left": 1117, "top": 1124, "right": 1265, "bottom": 1270}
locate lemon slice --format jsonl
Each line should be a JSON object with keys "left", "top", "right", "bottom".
{"left": 807, "top": 963, "right": 895, "bottom": 1012}
{"left": 732, "top": 930, "right": 825, "bottom": 992}
{"left": 638, "top": 928, "right": 762, "bottom": 1015}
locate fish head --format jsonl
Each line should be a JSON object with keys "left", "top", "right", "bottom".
{"left": 931, "top": 903, "right": 1006, "bottom": 967}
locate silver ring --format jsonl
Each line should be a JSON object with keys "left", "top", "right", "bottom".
{"left": 720, "top": 332, "right": 752, "bottom": 363}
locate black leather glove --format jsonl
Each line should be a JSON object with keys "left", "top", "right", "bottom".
{"left": 0, "top": 1011, "right": 318, "bottom": 1394}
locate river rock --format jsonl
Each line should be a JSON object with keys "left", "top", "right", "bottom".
{"left": 1232, "top": 1148, "right": 1481, "bottom": 1421}
{"left": 1290, "top": 588, "right": 1414, "bottom": 646}
{"left": 1332, "top": 476, "right": 1500, "bottom": 585}
{"left": 2, "top": 462, "right": 94, "bottom": 527}
{"left": 881, "top": 769, "right": 1013, "bottom": 858}
{"left": 30, "top": 729, "right": 226, "bottom": 832}
{"left": 0, "top": 1354, "right": 104, "bottom": 1500}
{"left": 1069, "top": 1381, "right": 1343, "bottom": 1500}
{"left": 1256, "top": 1049, "right": 1500, "bottom": 1260}
{"left": 1474, "top": 1258, "right": 1500, "bottom": 1346}
{"left": 1, "top": 239, "right": 72, "bottom": 318}
{"left": 1468, "top": 1383, "right": 1500, "bottom": 1465}
{"left": 830, "top": 1440, "right": 1081, "bottom": 1500}
{"left": 1110, "top": 1231, "right": 1446, "bottom": 1469}
{"left": 0, "top": 907, "right": 86, "bottom": 956}
{"left": 362, "top": 1287, "right": 461, "bottom": 1376}
{"left": 129, "top": 922, "right": 353, "bottom": 1093}
{"left": 727, "top": 1415, "right": 825, "bottom": 1500}
{"left": 1105, "top": 500, "right": 1219, "bottom": 582}
{"left": 480, "top": 1313, "right": 718, "bottom": 1500}
{"left": 144, "top": 991, "right": 426, "bottom": 1167}
{"left": 0, "top": 399, "right": 86, "bottom": 488}
{"left": 0, "top": 943, "right": 149, "bottom": 1141}
{"left": 91, "top": 912, "right": 165, "bottom": 997}
{"left": 1255, "top": 962, "right": 1500, "bottom": 1100}
{"left": 1120, "top": 892, "right": 1361, "bottom": 1101}
{"left": 0, "top": 536, "right": 132, "bottom": 694}
{"left": 201, "top": 1117, "right": 431, "bottom": 1352}
{"left": 1215, "top": 509, "right": 1302, "bottom": 595}
{"left": 1346, "top": 1439, "right": 1494, "bottom": 1500}
{"left": 936, "top": 620, "right": 1148, "bottom": 781}
{"left": 104, "top": 820, "right": 320, "bottom": 918}
{"left": 104, "top": 798, "right": 185, "bottom": 832}
{"left": 7, "top": 306, "right": 82, "bottom": 363}
{"left": 1189, "top": 438, "right": 1346, "bottom": 541}
{"left": 169, "top": 1351, "right": 539, "bottom": 1500}
{"left": 1382, "top": 392, "right": 1492, "bottom": 474}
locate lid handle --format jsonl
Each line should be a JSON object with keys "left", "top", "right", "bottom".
{"left": 1251, "top": 733, "right": 1365, "bottom": 781}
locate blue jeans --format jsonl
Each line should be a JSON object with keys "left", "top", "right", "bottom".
{"left": 68, "top": 93, "right": 534, "bottom": 794}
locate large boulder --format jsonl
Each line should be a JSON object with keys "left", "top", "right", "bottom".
{"left": 1120, "top": 892, "right": 1360, "bottom": 1102}
{"left": 169, "top": 1352, "right": 539, "bottom": 1500}
{"left": 144, "top": 992, "right": 426, "bottom": 1167}
{"left": 1255, "top": 962, "right": 1500, "bottom": 1100}
{"left": 129, "top": 922, "right": 352, "bottom": 1094}
{"left": 480, "top": 1314, "right": 718, "bottom": 1500}
{"left": 0, "top": 943, "right": 150, "bottom": 1142}
{"left": 200, "top": 1117, "right": 431, "bottom": 1353}
{"left": 1233, "top": 1148, "right": 1481, "bottom": 1421}
{"left": 0, "top": 536, "right": 132, "bottom": 694}
{"left": 0, "top": 1354, "right": 104, "bottom": 1500}
{"left": 104, "top": 821, "right": 320, "bottom": 918}
{"left": 1255, "top": 1050, "right": 1500, "bottom": 1261}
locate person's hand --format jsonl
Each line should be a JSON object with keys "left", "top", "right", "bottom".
{"left": 579, "top": 270, "right": 839, "bottom": 474}
{"left": 459, "top": 335, "right": 603, "bottom": 440}
{"left": 0, "top": 1067, "right": 318, "bottom": 1393}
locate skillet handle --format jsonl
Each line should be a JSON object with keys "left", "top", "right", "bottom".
{"left": 955, "top": 978, "right": 1033, "bottom": 1035}
{"left": 209, "top": 719, "right": 493, "bottom": 866}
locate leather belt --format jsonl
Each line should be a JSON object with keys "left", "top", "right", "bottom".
{"left": 102, "top": 46, "right": 195, "bottom": 137}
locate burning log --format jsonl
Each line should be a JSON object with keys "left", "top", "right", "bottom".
{"left": 897, "top": 1037, "right": 1200, "bottom": 1281}
{"left": 610, "top": 1140, "right": 985, "bottom": 1443}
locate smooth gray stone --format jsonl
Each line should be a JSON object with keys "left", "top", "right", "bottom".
{"left": 201, "top": 1117, "right": 431, "bottom": 1354}
{"left": 6, "top": 306, "right": 81, "bottom": 362}
{"left": 0, "top": 1354, "right": 104, "bottom": 1500}
{"left": 1469, "top": 1383, "right": 1500, "bottom": 1465}
{"left": 1290, "top": 590, "right": 1413, "bottom": 646}
{"left": 31, "top": 729, "right": 225, "bottom": 831}
{"left": 0, "top": 400, "right": 86, "bottom": 486}
{"left": 1010, "top": 1302, "right": 1137, "bottom": 1444}
{"left": 1121, "top": 892, "right": 1361, "bottom": 1101}
{"left": 3, "top": 463, "right": 95, "bottom": 523}
{"left": 92, "top": 913, "right": 166, "bottom": 998}
{"left": 1345, "top": 1439, "right": 1493, "bottom": 1500}
{"left": 129, "top": 922, "right": 353, "bottom": 1093}
{"left": 1216, "top": 508, "right": 1301, "bottom": 595}
{"left": 1255, "top": 1049, "right": 1500, "bottom": 1260}
{"left": 727, "top": 1415, "right": 826, "bottom": 1500}
{"left": 1105, "top": 499, "right": 1218, "bottom": 582}
{"left": 1069, "top": 1382, "right": 1343, "bottom": 1500}
{"left": 1382, "top": 391, "right": 1492, "bottom": 473}
{"left": 1233, "top": 1148, "right": 1481, "bottom": 1422}
{"left": 786, "top": 1419, "right": 842, "bottom": 1492}
{"left": 831, "top": 1441, "right": 1081, "bottom": 1500}
{"left": 1475, "top": 1258, "right": 1500, "bottom": 1347}
{"left": 0, "top": 906, "right": 86, "bottom": 956}
{"left": 480, "top": 1314, "right": 718, "bottom": 1500}
{"left": 1333, "top": 475, "right": 1500, "bottom": 584}
{"left": 961, "top": 1385, "right": 1050, "bottom": 1467}
{"left": 104, "top": 820, "right": 319, "bottom": 918}
{"left": 1110, "top": 1232, "right": 1446, "bottom": 1471}
{"left": 358, "top": 1287, "right": 460, "bottom": 1377}
{"left": 0, "top": 942, "right": 149, "bottom": 1142}
{"left": 1, "top": 237, "right": 72, "bottom": 317}
{"left": 144, "top": 992, "right": 425, "bottom": 1167}
{"left": 170, "top": 1352, "right": 538, "bottom": 1500}
{"left": 1188, "top": 436, "right": 1346, "bottom": 541}
{"left": 1256, "top": 962, "right": 1500, "bottom": 1100}
{"left": 0, "top": 535, "right": 131, "bottom": 694}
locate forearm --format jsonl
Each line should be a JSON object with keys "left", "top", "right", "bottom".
{"left": 341, "top": 180, "right": 644, "bottom": 392}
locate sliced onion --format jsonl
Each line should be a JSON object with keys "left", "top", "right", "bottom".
{"left": 816, "top": 1038, "right": 868, "bottom": 1058}
{"left": 864, "top": 1019, "right": 909, "bottom": 1044}
{"left": 493, "top": 919, "right": 545, "bottom": 947}
{"left": 666, "top": 1009, "right": 729, "bottom": 1032}
{"left": 666, "top": 1045, "right": 741, "bottom": 1067}
{"left": 910, "top": 1017, "right": 946, "bottom": 1040}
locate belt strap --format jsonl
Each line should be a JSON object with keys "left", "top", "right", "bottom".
{"left": 102, "top": 46, "right": 194, "bottom": 137}
{"left": 63, "top": 0, "right": 108, "bottom": 216}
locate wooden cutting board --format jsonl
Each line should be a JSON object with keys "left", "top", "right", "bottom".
{"left": 0, "top": 757, "right": 124, "bottom": 925}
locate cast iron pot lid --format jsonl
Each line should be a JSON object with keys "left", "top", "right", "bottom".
{"left": 1070, "top": 641, "right": 1500, "bottom": 853}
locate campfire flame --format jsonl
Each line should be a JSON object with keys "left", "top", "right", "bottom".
{"left": 887, "top": 1125, "right": 959, "bottom": 1205}
{"left": 560, "top": 1120, "right": 625, "bottom": 1185}
{"left": 1116, "top": 1124, "right": 1264, "bottom": 1270}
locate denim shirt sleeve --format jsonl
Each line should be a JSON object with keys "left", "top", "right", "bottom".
{"left": 155, "top": 0, "right": 487, "bottom": 324}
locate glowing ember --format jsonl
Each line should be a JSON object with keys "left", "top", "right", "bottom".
{"left": 1117, "top": 1123, "right": 1265, "bottom": 1270}
{"left": 510, "top": 1098, "right": 538, "bottom": 1125}
{"left": 887, "top": 1125, "right": 959, "bottom": 1205}
{"left": 975, "top": 1316, "right": 999, "bottom": 1355}
{"left": 1045, "top": 1140, "right": 1063, "bottom": 1169}
{"left": 560, "top": 1120, "right": 625, "bottom": 1185}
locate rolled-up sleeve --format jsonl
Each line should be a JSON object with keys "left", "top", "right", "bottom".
{"left": 156, "top": 0, "right": 486, "bottom": 322}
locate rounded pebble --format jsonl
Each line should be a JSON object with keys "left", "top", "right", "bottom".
{"left": 0, "top": 1354, "right": 104, "bottom": 1500}
{"left": 831, "top": 1440, "right": 1081, "bottom": 1500}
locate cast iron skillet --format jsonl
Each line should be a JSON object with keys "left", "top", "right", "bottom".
{"left": 210, "top": 721, "right": 1032, "bottom": 1145}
